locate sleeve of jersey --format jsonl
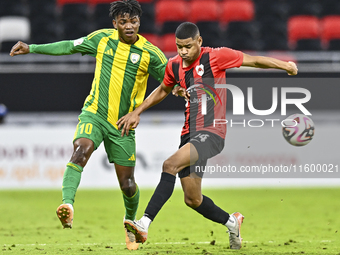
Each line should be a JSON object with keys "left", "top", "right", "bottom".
{"left": 147, "top": 47, "right": 168, "bottom": 83}
{"left": 163, "top": 62, "right": 177, "bottom": 87}
{"left": 29, "top": 36, "right": 97, "bottom": 57}
{"left": 215, "top": 47, "right": 244, "bottom": 70}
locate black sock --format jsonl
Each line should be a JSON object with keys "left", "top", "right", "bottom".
{"left": 144, "top": 172, "right": 176, "bottom": 221}
{"left": 194, "top": 195, "right": 230, "bottom": 225}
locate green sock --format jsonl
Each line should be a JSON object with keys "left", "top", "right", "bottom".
{"left": 123, "top": 185, "right": 140, "bottom": 221}
{"left": 62, "top": 163, "right": 83, "bottom": 205}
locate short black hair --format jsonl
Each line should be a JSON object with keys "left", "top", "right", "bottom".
{"left": 175, "top": 22, "right": 200, "bottom": 40}
{"left": 109, "top": 0, "right": 143, "bottom": 19}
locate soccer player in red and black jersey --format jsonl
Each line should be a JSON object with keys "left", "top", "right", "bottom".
{"left": 118, "top": 22, "right": 298, "bottom": 250}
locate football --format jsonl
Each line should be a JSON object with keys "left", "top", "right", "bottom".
{"left": 282, "top": 113, "right": 315, "bottom": 146}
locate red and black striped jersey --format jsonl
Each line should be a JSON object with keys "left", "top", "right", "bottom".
{"left": 163, "top": 47, "right": 243, "bottom": 138}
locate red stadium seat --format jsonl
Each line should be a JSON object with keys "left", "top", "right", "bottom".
{"left": 159, "top": 33, "right": 177, "bottom": 53}
{"left": 89, "top": 0, "right": 153, "bottom": 6}
{"left": 188, "top": 0, "right": 219, "bottom": 23}
{"left": 88, "top": 0, "right": 111, "bottom": 5}
{"left": 219, "top": 0, "right": 255, "bottom": 23}
{"left": 155, "top": 0, "right": 188, "bottom": 25}
{"left": 140, "top": 33, "right": 161, "bottom": 48}
{"left": 321, "top": 16, "right": 340, "bottom": 42}
{"left": 58, "top": 0, "right": 87, "bottom": 6}
{"left": 288, "top": 16, "right": 320, "bottom": 44}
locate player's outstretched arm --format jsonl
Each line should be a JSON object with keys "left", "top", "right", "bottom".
{"left": 10, "top": 39, "right": 89, "bottom": 57}
{"left": 242, "top": 53, "right": 298, "bottom": 75}
{"left": 117, "top": 82, "right": 173, "bottom": 136}
{"left": 9, "top": 41, "right": 30, "bottom": 56}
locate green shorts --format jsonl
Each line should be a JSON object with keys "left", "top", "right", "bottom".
{"left": 73, "top": 112, "right": 136, "bottom": 167}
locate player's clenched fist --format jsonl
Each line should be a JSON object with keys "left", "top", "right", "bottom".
{"left": 287, "top": 61, "right": 298, "bottom": 76}
{"left": 9, "top": 41, "right": 30, "bottom": 56}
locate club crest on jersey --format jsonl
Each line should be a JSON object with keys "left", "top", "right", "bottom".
{"left": 196, "top": 64, "right": 204, "bottom": 76}
{"left": 130, "top": 53, "right": 140, "bottom": 64}
{"left": 73, "top": 38, "right": 84, "bottom": 46}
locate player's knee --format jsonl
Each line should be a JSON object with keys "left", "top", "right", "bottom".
{"left": 184, "top": 196, "right": 201, "bottom": 209}
{"left": 119, "top": 175, "right": 136, "bottom": 196}
{"left": 120, "top": 179, "right": 136, "bottom": 197}
{"left": 70, "top": 147, "right": 89, "bottom": 165}
{"left": 162, "top": 159, "right": 178, "bottom": 175}
{"left": 70, "top": 141, "right": 93, "bottom": 167}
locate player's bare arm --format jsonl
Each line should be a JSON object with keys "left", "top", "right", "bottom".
{"left": 242, "top": 53, "right": 298, "bottom": 75}
{"left": 117, "top": 82, "right": 173, "bottom": 136}
{"left": 172, "top": 85, "right": 190, "bottom": 101}
{"left": 9, "top": 41, "right": 30, "bottom": 56}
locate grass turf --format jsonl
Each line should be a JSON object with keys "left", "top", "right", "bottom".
{"left": 1, "top": 188, "right": 339, "bottom": 254}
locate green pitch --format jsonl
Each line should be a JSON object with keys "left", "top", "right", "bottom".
{"left": 1, "top": 188, "right": 339, "bottom": 254}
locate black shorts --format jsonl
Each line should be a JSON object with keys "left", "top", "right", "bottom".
{"left": 178, "top": 131, "right": 225, "bottom": 178}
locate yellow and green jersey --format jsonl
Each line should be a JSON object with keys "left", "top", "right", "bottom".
{"left": 29, "top": 29, "right": 167, "bottom": 128}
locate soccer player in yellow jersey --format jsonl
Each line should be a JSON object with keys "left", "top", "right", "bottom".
{"left": 10, "top": 0, "right": 167, "bottom": 250}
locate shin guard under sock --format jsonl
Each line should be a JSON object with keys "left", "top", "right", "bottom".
{"left": 194, "top": 195, "right": 230, "bottom": 225}
{"left": 144, "top": 172, "right": 176, "bottom": 221}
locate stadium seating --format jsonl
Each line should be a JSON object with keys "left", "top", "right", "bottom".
{"left": 321, "top": 0, "right": 340, "bottom": 16}
{"left": 255, "top": 0, "right": 290, "bottom": 23}
{"left": 29, "top": 0, "right": 57, "bottom": 18}
{"left": 155, "top": 0, "right": 188, "bottom": 34}
{"left": 197, "top": 21, "right": 225, "bottom": 48}
{"left": 321, "top": 16, "right": 340, "bottom": 48}
{"left": 295, "top": 39, "right": 322, "bottom": 51}
{"left": 0, "top": 16, "right": 30, "bottom": 52}
{"left": 261, "top": 21, "right": 288, "bottom": 51}
{"left": 289, "top": 0, "right": 322, "bottom": 16}
{"left": 30, "top": 16, "right": 59, "bottom": 44}
{"left": 89, "top": 0, "right": 153, "bottom": 3}
{"left": 62, "top": 3, "right": 89, "bottom": 20}
{"left": 224, "top": 21, "right": 261, "bottom": 51}
{"left": 93, "top": 3, "right": 112, "bottom": 30}
{"left": 28, "top": 0, "right": 59, "bottom": 43}
{"left": 140, "top": 33, "right": 161, "bottom": 48}
{"left": 0, "top": 0, "right": 339, "bottom": 52}
{"left": 88, "top": 0, "right": 113, "bottom": 4}
{"left": 61, "top": 3, "right": 92, "bottom": 39}
{"left": 188, "top": 0, "right": 219, "bottom": 24}
{"left": 188, "top": 0, "right": 223, "bottom": 47}
{"left": 138, "top": 3, "right": 156, "bottom": 33}
{"left": 155, "top": 0, "right": 187, "bottom": 25}
{"left": 58, "top": 0, "right": 87, "bottom": 5}
{"left": 0, "top": 0, "right": 26, "bottom": 17}
{"left": 288, "top": 16, "right": 321, "bottom": 50}
{"left": 328, "top": 40, "right": 340, "bottom": 51}
{"left": 159, "top": 33, "right": 177, "bottom": 53}
{"left": 219, "top": 0, "right": 255, "bottom": 23}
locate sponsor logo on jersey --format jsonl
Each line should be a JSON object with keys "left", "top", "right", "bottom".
{"left": 73, "top": 38, "right": 84, "bottom": 46}
{"left": 187, "top": 83, "right": 222, "bottom": 107}
{"left": 195, "top": 64, "right": 204, "bottom": 76}
{"left": 130, "top": 53, "right": 140, "bottom": 64}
